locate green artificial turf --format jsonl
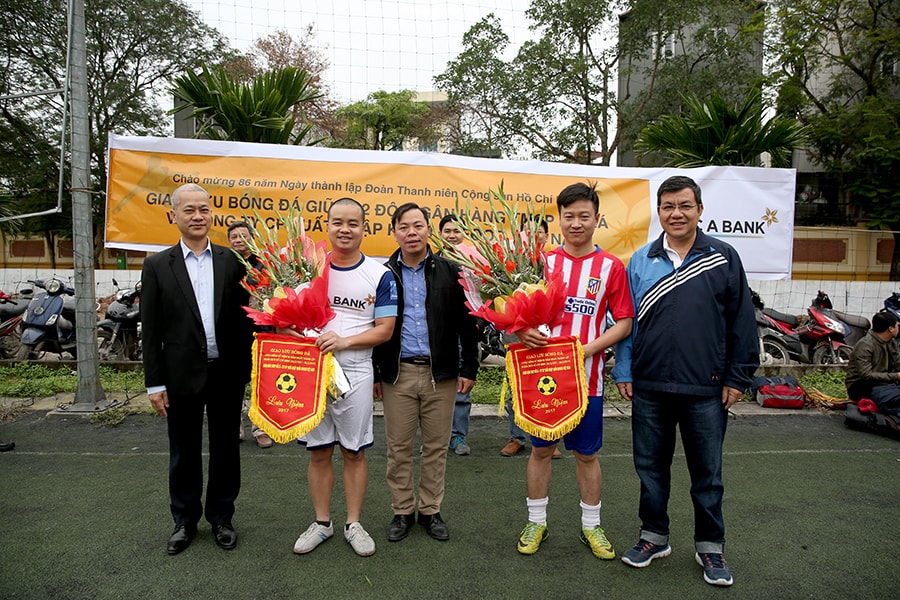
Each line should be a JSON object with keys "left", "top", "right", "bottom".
{"left": 0, "top": 411, "right": 896, "bottom": 599}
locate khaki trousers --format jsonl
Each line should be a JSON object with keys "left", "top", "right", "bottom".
{"left": 382, "top": 363, "right": 456, "bottom": 515}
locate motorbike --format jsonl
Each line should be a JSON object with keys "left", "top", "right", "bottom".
{"left": 478, "top": 320, "right": 506, "bottom": 361}
{"left": 0, "top": 288, "right": 32, "bottom": 359}
{"left": 761, "top": 291, "right": 857, "bottom": 365}
{"left": 751, "top": 290, "right": 802, "bottom": 366}
{"left": 97, "top": 279, "right": 142, "bottom": 361}
{"left": 17, "top": 277, "right": 78, "bottom": 360}
{"left": 811, "top": 290, "right": 870, "bottom": 347}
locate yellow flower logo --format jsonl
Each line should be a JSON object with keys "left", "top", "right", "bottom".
{"left": 761, "top": 208, "right": 779, "bottom": 227}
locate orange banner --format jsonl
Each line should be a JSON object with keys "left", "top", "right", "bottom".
{"left": 248, "top": 333, "right": 334, "bottom": 444}
{"left": 505, "top": 336, "right": 588, "bottom": 440}
{"left": 105, "top": 135, "right": 651, "bottom": 261}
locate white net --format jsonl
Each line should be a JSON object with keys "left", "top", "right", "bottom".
{"left": 185, "top": 0, "right": 534, "bottom": 102}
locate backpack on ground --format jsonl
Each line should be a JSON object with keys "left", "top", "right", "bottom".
{"left": 750, "top": 376, "right": 806, "bottom": 409}
{"left": 844, "top": 402, "right": 900, "bottom": 440}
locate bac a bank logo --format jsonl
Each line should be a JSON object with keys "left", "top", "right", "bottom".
{"left": 704, "top": 208, "right": 778, "bottom": 237}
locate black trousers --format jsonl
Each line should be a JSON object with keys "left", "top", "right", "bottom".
{"left": 166, "top": 361, "right": 244, "bottom": 527}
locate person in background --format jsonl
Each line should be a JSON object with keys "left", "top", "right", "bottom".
{"left": 227, "top": 220, "right": 273, "bottom": 449}
{"left": 846, "top": 310, "right": 900, "bottom": 418}
{"left": 613, "top": 175, "right": 759, "bottom": 587}
{"left": 438, "top": 213, "right": 473, "bottom": 456}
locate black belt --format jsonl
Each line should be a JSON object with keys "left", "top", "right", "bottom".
{"left": 400, "top": 356, "right": 430, "bottom": 366}
{"left": 207, "top": 357, "right": 220, "bottom": 364}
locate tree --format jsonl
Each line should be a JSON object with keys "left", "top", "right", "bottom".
{"left": 617, "top": 0, "right": 765, "bottom": 164}
{"left": 436, "top": 3, "right": 621, "bottom": 164}
{"left": 333, "top": 90, "right": 436, "bottom": 151}
{"left": 170, "top": 64, "right": 322, "bottom": 145}
{"left": 768, "top": 0, "right": 900, "bottom": 278}
{"left": 433, "top": 15, "right": 514, "bottom": 158}
{"left": 435, "top": 0, "right": 764, "bottom": 164}
{"left": 225, "top": 28, "right": 343, "bottom": 143}
{"left": 634, "top": 89, "right": 808, "bottom": 168}
{"left": 0, "top": 0, "right": 232, "bottom": 263}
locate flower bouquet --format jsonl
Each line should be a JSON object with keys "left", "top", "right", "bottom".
{"left": 430, "top": 183, "right": 587, "bottom": 440}
{"left": 232, "top": 209, "right": 348, "bottom": 444}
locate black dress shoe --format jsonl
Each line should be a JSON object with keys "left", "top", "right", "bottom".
{"left": 212, "top": 523, "right": 237, "bottom": 550}
{"left": 418, "top": 512, "right": 449, "bottom": 541}
{"left": 166, "top": 524, "right": 196, "bottom": 555}
{"left": 387, "top": 513, "right": 415, "bottom": 542}
{"left": 0, "top": 441, "right": 14, "bottom": 452}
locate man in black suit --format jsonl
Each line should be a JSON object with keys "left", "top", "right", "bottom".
{"left": 141, "top": 183, "right": 253, "bottom": 555}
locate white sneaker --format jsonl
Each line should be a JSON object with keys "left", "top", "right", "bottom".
{"left": 293, "top": 521, "right": 333, "bottom": 554}
{"left": 344, "top": 522, "right": 376, "bottom": 557}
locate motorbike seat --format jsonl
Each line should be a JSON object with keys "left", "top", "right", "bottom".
{"left": 763, "top": 307, "right": 799, "bottom": 328}
{"left": 0, "top": 301, "right": 27, "bottom": 319}
{"left": 831, "top": 310, "right": 870, "bottom": 331}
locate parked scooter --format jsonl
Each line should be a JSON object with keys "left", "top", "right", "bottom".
{"left": 761, "top": 291, "right": 856, "bottom": 365}
{"left": 751, "top": 290, "right": 802, "bottom": 365}
{"left": 811, "top": 290, "right": 870, "bottom": 347}
{"left": 97, "top": 279, "right": 141, "bottom": 361}
{"left": 0, "top": 288, "right": 32, "bottom": 359}
{"left": 17, "top": 278, "right": 78, "bottom": 360}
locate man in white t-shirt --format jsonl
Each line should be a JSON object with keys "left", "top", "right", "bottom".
{"left": 289, "top": 198, "right": 397, "bottom": 558}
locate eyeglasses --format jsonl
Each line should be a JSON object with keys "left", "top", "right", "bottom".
{"left": 658, "top": 203, "right": 699, "bottom": 214}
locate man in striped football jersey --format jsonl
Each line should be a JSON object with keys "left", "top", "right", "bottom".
{"left": 513, "top": 182, "right": 634, "bottom": 560}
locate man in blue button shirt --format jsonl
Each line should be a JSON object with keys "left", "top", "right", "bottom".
{"left": 374, "top": 203, "right": 479, "bottom": 543}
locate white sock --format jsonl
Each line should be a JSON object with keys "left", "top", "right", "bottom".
{"left": 527, "top": 497, "right": 549, "bottom": 524}
{"left": 580, "top": 500, "right": 601, "bottom": 529}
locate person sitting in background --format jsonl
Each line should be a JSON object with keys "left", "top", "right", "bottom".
{"left": 846, "top": 310, "right": 900, "bottom": 418}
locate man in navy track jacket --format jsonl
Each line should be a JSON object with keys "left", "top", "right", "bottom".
{"left": 612, "top": 175, "right": 759, "bottom": 587}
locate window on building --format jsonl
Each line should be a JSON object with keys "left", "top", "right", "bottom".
{"left": 10, "top": 240, "right": 45, "bottom": 258}
{"left": 651, "top": 31, "right": 676, "bottom": 59}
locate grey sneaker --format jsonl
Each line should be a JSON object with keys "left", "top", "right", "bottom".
{"left": 450, "top": 435, "right": 471, "bottom": 455}
{"left": 695, "top": 552, "right": 734, "bottom": 586}
{"left": 621, "top": 538, "right": 672, "bottom": 567}
{"left": 293, "top": 521, "right": 333, "bottom": 554}
{"left": 344, "top": 522, "right": 376, "bottom": 557}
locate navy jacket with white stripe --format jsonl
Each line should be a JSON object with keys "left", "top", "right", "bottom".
{"left": 611, "top": 229, "right": 759, "bottom": 396}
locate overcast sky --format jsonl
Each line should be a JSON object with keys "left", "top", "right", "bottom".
{"left": 186, "top": 0, "right": 534, "bottom": 102}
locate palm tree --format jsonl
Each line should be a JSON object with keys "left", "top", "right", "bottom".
{"left": 634, "top": 89, "right": 807, "bottom": 168}
{"left": 170, "top": 64, "right": 323, "bottom": 145}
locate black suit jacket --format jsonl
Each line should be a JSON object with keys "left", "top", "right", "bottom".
{"left": 141, "top": 242, "right": 253, "bottom": 396}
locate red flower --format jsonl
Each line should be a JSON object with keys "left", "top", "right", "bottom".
{"left": 505, "top": 259, "right": 516, "bottom": 273}
{"left": 243, "top": 276, "right": 335, "bottom": 331}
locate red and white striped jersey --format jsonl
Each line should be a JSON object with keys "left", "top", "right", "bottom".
{"left": 545, "top": 246, "right": 634, "bottom": 395}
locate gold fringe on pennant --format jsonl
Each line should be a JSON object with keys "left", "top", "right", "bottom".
{"left": 247, "top": 336, "right": 333, "bottom": 445}
{"left": 505, "top": 339, "right": 589, "bottom": 441}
